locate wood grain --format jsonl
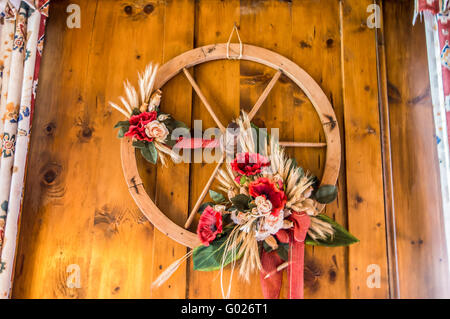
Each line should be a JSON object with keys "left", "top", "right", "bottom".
{"left": 375, "top": 0, "right": 400, "bottom": 298}
{"left": 187, "top": 0, "right": 242, "bottom": 299}
{"left": 120, "top": 42, "right": 342, "bottom": 248}
{"left": 80, "top": 0, "right": 167, "bottom": 298}
{"left": 290, "top": 0, "right": 349, "bottom": 299}
{"left": 340, "top": 0, "right": 389, "bottom": 298}
{"left": 383, "top": 0, "right": 450, "bottom": 298}
{"left": 10, "top": 0, "right": 450, "bottom": 299}
{"left": 11, "top": 0, "right": 101, "bottom": 298}
{"left": 239, "top": 0, "right": 293, "bottom": 299}
{"left": 150, "top": 0, "right": 194, "bottom": 299}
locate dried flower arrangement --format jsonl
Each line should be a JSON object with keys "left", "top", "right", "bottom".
{"left": 153, "top": 113, "right": 358, "bottom": 299}
{"left": 110, "top": 64, "right": 187, "bottom": 165}
{"left": 111, "top": 63, "right": 357, "bottom": 299}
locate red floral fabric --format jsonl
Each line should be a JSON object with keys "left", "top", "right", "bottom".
{"left": 416, "top": 0, "right": 450, "bottom": 144}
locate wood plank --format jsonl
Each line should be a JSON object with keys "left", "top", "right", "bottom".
{"left": 13, "top": 0, "right": 448, "bottom": 300}
{"left": 383, "top": 0, "right": 450, "bottom": 298}
{"left": 12, "top": 0, "right": 101, "bottom": 298}
{"left": 13, "top": 0, "right": 165, "bottom": 298}
{"left": 340, "top": 0, "right": 389, "bottom": 298}
{"left": 82, "top": 0, "right": 166, "bottom": 298}
{"left": 290, "top": 0, "right": 348, "bottom": 299}
{"left": 187, "top": 0, "right": 241, "bottom": 299}
{"left": 375, "top": 0, "right": 400, "bottom": 298}
{"left": 242, "top": 0, "right": 299, "bottom": 299}
{"left": 150, "top": 0, "right": 195, "bottom": 299}
{"left": 239, "top": 0, "right": 294, "bottom": 299}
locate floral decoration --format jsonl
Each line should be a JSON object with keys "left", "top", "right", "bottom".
{"left": 230, "top": 152, "right": 270, "bottom": 176}
{"left": 111, "top": 64, "right": 188, "bottom": 165}
{"left": 1, "top": 133, "right": 15, "bottom": 158}
{"left": 197, "top": 206, "right": 223, "bottom": 246}
{"left": 188, "top": 113, "right": 358, "bottom": 298}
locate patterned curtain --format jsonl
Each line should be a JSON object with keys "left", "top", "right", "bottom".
{"left": 0, "top": 0, "right": 49, "bottom": 298}
{"left": 415, "top": 0, "right": 450, "bottom": 271}
{"left": 415, "top": 1, "right": 450, "bottom": 137}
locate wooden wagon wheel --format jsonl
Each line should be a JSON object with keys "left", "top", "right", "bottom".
{"left": 121, "top": 43, "right": 341, "bottom": 248}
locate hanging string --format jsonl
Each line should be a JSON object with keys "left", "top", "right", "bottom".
{"left": 226, "top": 23, "right": 243, "bottom": 60}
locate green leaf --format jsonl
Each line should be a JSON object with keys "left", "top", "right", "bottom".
{"left": 173, "top": 120, "right": 188, "bottom": 129}
{"left": 163, "top": 137, "right": 177, "bottom": 148}
{"left": 140, "top": 142, "right": 158, "bottom": 164}
{"left": 198, "top": 202, "right": 214, "bottom": 214}
{"left": 239, "top": 176, "right": 248, "bottom": 186}
{"left": 193, "top": 234, "right": 242, "bottom": 271}
{"left": 132, "top": 140, "right": 147, "bottom": 149}
{"left": 277, "top": 243, "right": 289, "bottom": 261}
{"left": 230, "top": 194, "right": 251, "bottom": 211}
{"left": 263, "top": 241, "right": 274, "bottom": 253}
{"left": 164, "top": 118, "right": 188, "bottom": 132}
{"left": 209, "top": 190, "right": 225, "bottom": 204}
{"left": 114, "top": 120, "right": 130, "bottom": 128}
{"left": 131, "top": 108, "right": 140, "bottom": 116}
{"left": 313, "top": 185, "right": 338, "bottom": 204}
{"left": 117, "top": 126, "right": 128, "bottom": 138}
{"left": 305, "top": 214, "right": 359, "bottom": 247}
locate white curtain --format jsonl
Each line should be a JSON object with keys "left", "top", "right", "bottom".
{"left": 0, "top": 0, "right": 49, "bottom": 298}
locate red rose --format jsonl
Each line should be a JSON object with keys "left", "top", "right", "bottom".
{"left": 124, "top": 111, "right": 157, "bottom": 142}
{"left": 197, "top": 206, "right": 223, "bottom": 246}
{"left": 231, "top": 152, "right": 270, "bottom": 176}
{"left": 248, "top": 177, "right": 287, "bottom": 216}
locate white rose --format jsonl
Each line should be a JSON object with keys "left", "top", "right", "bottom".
{"left": 145, "top": 120, "right": 169, "bottom": 143}
{"left": 265, "top": 213, "right": 284, "bottom": 229}
{"left": 254, "top": 212, "right": 285, "bottom": 241}
{"left": 255, "top": 196, "right": 265, "bottom": 206}
{"left": 255, "top": 196, "right": 272, "bottom": 213}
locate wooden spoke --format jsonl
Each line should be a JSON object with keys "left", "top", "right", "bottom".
{"left": 248, "top": 70, "right": 282, "bottom": 120}
{"left": 279, "top": 141, "right": 327, "bottom": 148}
{"left": 184, "top": 155, "right": 225, "bottom": 229}
{"left": 182, "top": 68, "right": 226, "bottom": 132}
{"left": 122, "top": 43, "right": 341, "bottom": 249}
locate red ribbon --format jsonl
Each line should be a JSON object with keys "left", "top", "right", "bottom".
{"left": 260, "top": 212, "right": 310, "bottom": 299}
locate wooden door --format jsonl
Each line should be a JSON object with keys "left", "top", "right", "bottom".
{"left": 11, "top": 0, "right": 450, "bottom": 298}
